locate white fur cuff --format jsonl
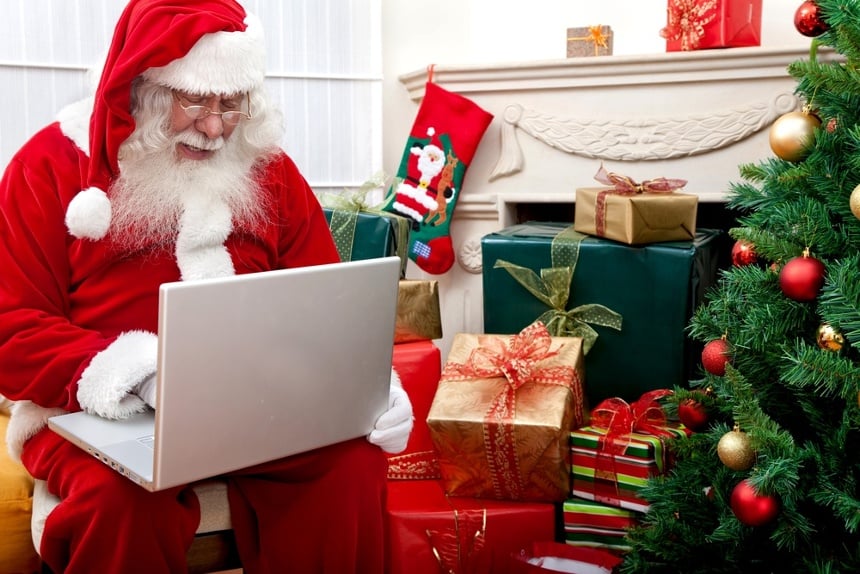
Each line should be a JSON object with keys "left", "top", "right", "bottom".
{"left": 76, "top": 331, "right": 157, "bottom": 419}
{"left": 6, "top": 401, "right": 67, "bottom": 463}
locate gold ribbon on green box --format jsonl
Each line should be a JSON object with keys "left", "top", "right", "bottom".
{"left": 321, "top": 173, "right": 410, "bottom": 275}
{"left": 494, "top": 225, "right": 621, "bottom": 354}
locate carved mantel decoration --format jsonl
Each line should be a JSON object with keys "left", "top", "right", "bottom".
{"left": 489, "top": 92, "right": 799, "bottom": 180}
{"left": 397, "top": 46, "right": 838, "bottom": 359}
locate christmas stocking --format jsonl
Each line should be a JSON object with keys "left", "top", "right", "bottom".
{"left": 381, "top": 81, "right": 493, "bottom": 274}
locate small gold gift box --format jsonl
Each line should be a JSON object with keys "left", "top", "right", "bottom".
{"left": 574, "top": 187, "right": 698, "bottom": 245}
{"left": 427, "top": 322, "right": 587, "bottom": 502}
{"left": 567, "top": 25, "right": 613, "bottom": 58}
{"left": 394, "top": 280, "right": 442, "bottom": 343}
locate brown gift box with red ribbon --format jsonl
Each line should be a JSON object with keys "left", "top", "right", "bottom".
{"left": 570, "top": 390, "right": 689, "bottom": 512}
{"left": 427, "top": 321, "right": 587, "bottom": 502}
{"left": 574, "top": 164, "right": 697, "bottom": 245}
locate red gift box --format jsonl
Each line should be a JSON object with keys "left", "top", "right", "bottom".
{"left": 388, "top": 340, "right": 443, "bottom": 480}
{"left": 663, "top": 0, "right": 762, "bottom": 52}
{"left": 386, "top": 480, "right": 556, "bottom": 574}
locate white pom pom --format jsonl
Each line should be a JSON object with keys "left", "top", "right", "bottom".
{"left": 65, "top": 187, "right": 111, "bottom": 240}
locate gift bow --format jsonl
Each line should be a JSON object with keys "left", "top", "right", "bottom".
{"left": 493, "top": 260, "right": 621, "bottom": 354}
{"left": 590, "top": 389, "right": 675, "bottom": 446}
{"left": 594, "top": 163, "right": 687, "bottom": 195}
{"left": 441, "top": 321, "right": 582, "bottom": 499}
{"left": 660, "top": 0, "right": 718, "bottom": 51}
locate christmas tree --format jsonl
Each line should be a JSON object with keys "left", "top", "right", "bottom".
{"left": 621, "top": 2, "right": 860, "bottom": 572}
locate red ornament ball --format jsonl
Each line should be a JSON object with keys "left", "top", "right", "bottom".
{"left": 730, "top": 479, "right": 780, "bottom": 527}
{"left": 794, "top": 1, "right": 828, "bottom": 37}
{"left": 731, "top": 240, "right": 758, "bottom": 267}
{"left": 678, "top": 398, "right": 709, "bottom": 432}
{"left": 779, "top": 254, "right": 825, "bottom": 301}
{"left": 702, "top": 338, "right": 731, "bottom": 376}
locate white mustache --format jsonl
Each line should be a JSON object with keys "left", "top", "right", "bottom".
{"left": 175, "top": 133, "right": 225, "bottom": 151}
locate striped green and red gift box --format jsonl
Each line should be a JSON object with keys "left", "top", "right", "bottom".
{"left": 569, "top": 424, "right": 688, "bottom": 512}
{"left": 563, "top": 497, "right": 638, "bottom": 552}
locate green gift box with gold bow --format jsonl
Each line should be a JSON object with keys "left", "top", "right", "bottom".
{"left": 323, "top": 208, "right": 401, "bottom": 263}
{"left": 481, "top": 222, "right": 721, "bottom": 406}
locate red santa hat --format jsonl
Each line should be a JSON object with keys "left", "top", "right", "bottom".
{"left": 65, "top": 0, "right": 266, "bottom": 241}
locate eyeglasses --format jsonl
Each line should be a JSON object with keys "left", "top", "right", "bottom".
{"left": 172, "top": 92, "right": 252, "bottom": 126}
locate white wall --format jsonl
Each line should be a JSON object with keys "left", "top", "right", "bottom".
{"left": 380, "top": 0, "right": 812, "bottom": 186}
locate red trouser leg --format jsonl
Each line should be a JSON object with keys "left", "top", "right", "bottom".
{"left": 22, "top": 428, "right": 200, "bottom": 574}
{"left": 225, "top": 437, "right": 388, "bottom": 574}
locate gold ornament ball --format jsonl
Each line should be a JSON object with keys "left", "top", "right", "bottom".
{"left": 769, "top": 111, "right": 820, "bottom": 162}
{"left": 817, "top": 323, "right": 845, "bottom": 352}
{"left": 717, "top": 429, "right": 756, "bottom": 471}
{"left": 850, "top": 184, "right": 860, "bottom": 221}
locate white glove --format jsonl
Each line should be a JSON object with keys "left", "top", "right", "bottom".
{"left": 368, "top": 373, "right": 413, "bottom": 454}
{"left": 133, "top": 373, "right": 157, "bottom": 409}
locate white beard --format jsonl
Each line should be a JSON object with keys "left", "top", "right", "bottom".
{"left": 109, "top": 128, "right": 269, "bottom": 253}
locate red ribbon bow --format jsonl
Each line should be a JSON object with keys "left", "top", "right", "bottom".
{"left": 590, "top": 389, "right": 675, "bottom": 450}
{"left": 441, "top": 321, "right": 581, "bottom": 499}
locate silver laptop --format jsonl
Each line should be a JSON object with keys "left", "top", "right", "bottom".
{"left": 49, "top": 256, "right": 400, "bottom": 491}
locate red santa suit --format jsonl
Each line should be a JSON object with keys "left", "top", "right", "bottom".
{"left": 0, "top": 1, "right": 394, "bottom": 572}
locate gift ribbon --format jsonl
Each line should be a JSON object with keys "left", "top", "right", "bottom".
{"left": 567, "top": 25, "right": 611, "bottom": 56}
{"left": 659, "top": 0, "right": 718, "bottom": 51}
{"left": 494, "top": 225, "right": 622, "bottom": 354}
{"left": 426, "top": 499, "right": 487, "bottom": 574}
{"left": 586, "top": 389, "right": 675, "bottom": 505}
{"left": 592, "top": 163, "right": 687, "bottom": 238}
{"left": 321, "top": 173, "right": 410, "bottom": 275}
{"left": 441, "top": 321, "right": 581, "bottom": 499}
{"left": 386, "top": 450, "right": 441, "bottom": 480}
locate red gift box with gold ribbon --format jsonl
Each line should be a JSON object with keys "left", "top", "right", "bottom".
{"left": 662, "top": 0, "right": 762, "bottom": 52}
{"left": 570, "top": 390, "right": 689, "bottom": 512}
{"left": 386, "top": 479, "right": 556, "bottom": 574}
{"left": 427, "top": 322, "right": 587, "bottom": 502}
{"left": 388, "top": 340, "right": 443, "bottom": 480}
{"left": 574, "top": 164, "right": 697, "bottom": 245}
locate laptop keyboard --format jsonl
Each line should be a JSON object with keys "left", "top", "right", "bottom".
{"left": 137, "top": 435, "right": 155, "bottom": 450}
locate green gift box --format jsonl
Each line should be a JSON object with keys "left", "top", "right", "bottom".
{"left": 481, "top": 222, "right": 721, "bottom": 406}
{"left": 323, "top": 208, "right": 402, "bottom": 263}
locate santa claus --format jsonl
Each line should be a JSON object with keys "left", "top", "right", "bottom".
{"left": 0, "top": 1, "right": 412, "bottom": 572}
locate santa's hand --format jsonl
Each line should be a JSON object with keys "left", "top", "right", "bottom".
{"left": 133, "top": 373, "right": 157, "bottom": 409}
{"left": 368, "top": 372, "right": 413, "bottom": 454}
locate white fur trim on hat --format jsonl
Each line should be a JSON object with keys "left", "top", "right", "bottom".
{"left": 6, "top": 401, "right": 67, "bottom": 463}
{"left": 142, "top": 14, "right": 265, "bottom": 95}
{"left": 76, "top": 330, "right": 158, "bottom": 420}
{"left": 65, "top": 186, "right": 112, "bottom": 240}
{"left": 56, "top": 96, "right": 93, "bottom": 155}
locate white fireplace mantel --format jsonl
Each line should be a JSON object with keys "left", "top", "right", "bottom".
{"left": 397, "top": 46, "right": 837, "bottom": 359}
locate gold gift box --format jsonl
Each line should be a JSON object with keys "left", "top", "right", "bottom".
{"left": 427, "top": 324, "right": 586, "bottom": 502}
{"left": 566, "top": 25, "right": 613, "bottom": 58}
{"left": 394, "top": 280, "right": 442, "bottom": 343}
{"left": 573, "top": 187, "right": 698, "bottom": 245}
